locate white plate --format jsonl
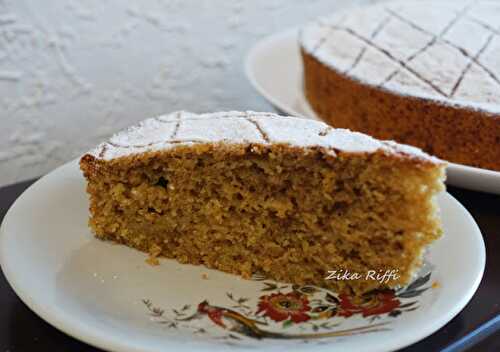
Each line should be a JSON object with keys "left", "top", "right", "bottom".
{"left": 0, "top": 160, "right": 485, "bottom": 352}
{"left": 245, "top": 29, "right": 500, "bottom": 195}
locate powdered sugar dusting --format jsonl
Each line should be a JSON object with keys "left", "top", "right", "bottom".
{"left": 109, "top": 117, "right": 178, "bottom": 147}
{"left": 87, "top": 111, "right": 440, "bottom": 163}
{"left": 300, "top": 0, "right": 500, "bottom": 114}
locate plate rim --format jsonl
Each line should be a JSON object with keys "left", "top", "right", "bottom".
{"left": 244, "top": 29, "right": 500, "bottom": 183}
{"left": 0, "top": 159, "right": 486, "bottom": 352}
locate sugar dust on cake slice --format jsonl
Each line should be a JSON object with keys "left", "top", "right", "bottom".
{"left": 80, "top": 111, "right": 445, "bottom": 295}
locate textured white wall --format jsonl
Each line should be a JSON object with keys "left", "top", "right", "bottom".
{"left": 0, "top": 0, "right": 375, "bottom": 187}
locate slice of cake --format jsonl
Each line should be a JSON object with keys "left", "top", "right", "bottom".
{"left": 80, "top": 111, "right": 445, "bottom": 294}
{"left": 300, "top": 0, "right": 500, "bottom": 171}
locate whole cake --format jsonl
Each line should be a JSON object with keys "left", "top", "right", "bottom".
{"left": 300, "top": 0, "right": 500, "bottom": 171}
{"left": 80, "top": 111, "right": 445, "bottom": 294}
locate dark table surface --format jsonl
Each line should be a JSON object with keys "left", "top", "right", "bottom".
{"left": 0, "top": 178, "right": 499, "bottom": 352}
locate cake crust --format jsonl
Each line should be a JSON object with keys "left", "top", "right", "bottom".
{"left": 86, "top": 111, "right": 440, "bottom": 163}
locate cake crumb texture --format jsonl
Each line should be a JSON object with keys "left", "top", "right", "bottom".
{"left": 80, "top": 111, "right": 445, "bottom": 295}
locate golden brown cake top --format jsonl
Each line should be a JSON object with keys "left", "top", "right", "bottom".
{"left": 300, "top": 0, "right": 500, "bottom": 113}
{"left": 86, "top": 111, "right": 442, "bottom": 163}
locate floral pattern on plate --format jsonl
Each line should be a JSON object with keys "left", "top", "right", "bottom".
{"left": 143, "top": 272, "right": 432, "bottom": 343}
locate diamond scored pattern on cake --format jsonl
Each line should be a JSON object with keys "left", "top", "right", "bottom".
{"left": 370, "top": 16, "right": 431, "bottom": 63}
{"left": 345, "top": 15, "right": 393, "bottom": 74}
{"left": 382, "top": 4, "right": 500, "bottom": 101}
{"left": 175, "top": 113, "right": 265, "bottom": 143}
{"left": 108, "top": 117, "right": 178, "bottom": 148}
{"left": 89, "top": 111, "right": 440, "bottom": 162}
{"left": 380, "top": 3, "right": 472, "bottom": 94}
{"left": 301, "top": 0, "right": 500, "bottom": 109}
{"left": 443, "top": 17, "right": 492, "bottom": 55}
{"left": 316, "top": 30, "right": 368, "bottom": 73}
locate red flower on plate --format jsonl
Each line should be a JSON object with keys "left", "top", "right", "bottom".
{"left": 257, "top": 292, "right": 311, "bottom": 323}
{"left": 338, "top": 290, "right": 400, "bottom": 317}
